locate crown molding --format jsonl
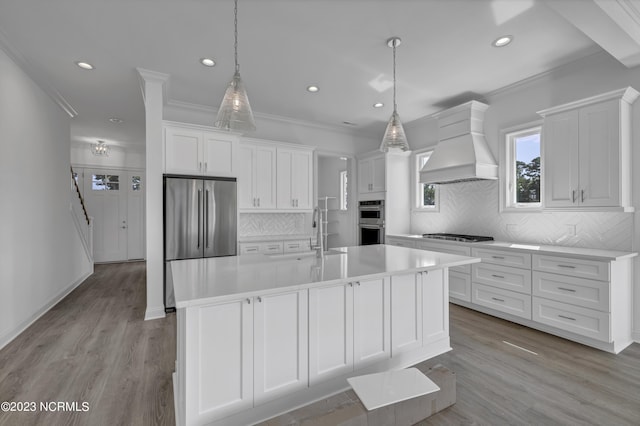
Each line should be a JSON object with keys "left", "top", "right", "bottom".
{"left": 0, "top": 28, "right": 77, "bottom": 118}
{"left": 136, "top": 68, "right": 170, "bottom": 104}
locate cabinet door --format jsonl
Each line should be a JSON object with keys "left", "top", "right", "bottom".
{"left": 238, "top": 144, "right": 255, "bottom": 209}
{"left": 543, "top": 110, "right": 579, "bottom": 208}
{"left": 578, "top": 100, "right": 619, "bottom": 207}
{"left": 291, "top": 150, "right": 313, "bottom": 209}
{"left": 165, "top": 126, "right": 203, "bottom": 174}
{"left": 276, "top": 149, "right": 294, "bottom": 208}
{"left": 390, "top": 273, "right": 423, "bottom": 355}
{"left": 358, "top": 158, "right": 372, "bottom": 193}
{"left": 254, "top": 145, "right": 277, "bottom": 209}
{"left": 202, "top": 132, "right": 238, "bottom": 177}
{"left": 371, "top": 155, "right": 386, "bottom": 192}
{"left": 422, "top": 269, "right": 448, "bottom": 345}
{"left": 254, "top": 290, "right": 308, "bottom": 405}
{"left": 309, "top": 283, "right": 354, "bottom": 384}
{"left": 191, "top": 299, "right": 253, "bottom": 422}
{"left": 353, "top": 277, "right": 390, "bottom": 367}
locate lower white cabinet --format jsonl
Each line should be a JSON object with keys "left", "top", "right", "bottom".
{"left": 422, "top": 269, "right": 448, "bottom": 345}
{"left": 472, "top": 283, "right": 532, "bottom": 320}
{"left": 308, "top": 277, "right": 391, "bottom": 385}
{"left": 449, "top": 270, "right": 471, "bottom": 302}
{"left": 391, "top": 273, "right": 423, "bottom": 355}
{"left": 532, "top": 297, "right": 610, "bottom": 342}
{"left": 239, "top": 239, "right": 312, "bottom": 255}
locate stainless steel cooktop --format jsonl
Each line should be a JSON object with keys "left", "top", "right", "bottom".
{"left": 422, "top": 233, "right": 494, "bottom": 243}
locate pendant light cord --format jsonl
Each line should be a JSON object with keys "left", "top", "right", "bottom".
{"left": 234, "top": 0, "right": 239, "bottom": 72}
{"left": 392, "top": 39, "right": 397, "bottom": 111}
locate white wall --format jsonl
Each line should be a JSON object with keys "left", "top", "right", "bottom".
{"left": 404, "top": 51, "right": 640, "bottom": 341}
{"left": 70, "top": 141, "right": 145, "bottom": 169}
{"left": 0, "top": 47, "right": 93, "bottom": 349}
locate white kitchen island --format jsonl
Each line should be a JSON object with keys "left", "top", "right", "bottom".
{"left": 171, "top": 244, "right": 480, "bottom": 426}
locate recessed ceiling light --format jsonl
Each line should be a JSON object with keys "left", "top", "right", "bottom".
{"left": 109, "top": 117, "right": 123, "bottom": 124}
{"left": 75, "top": 61, "right": 95, "bottom": 70}
{"left": 200, "top": 58, "right": 215, "bottom": 67}
{"left": 373, "top": 102, "right": 384, "bottom": 108}
{"left": 307, "top": 85, "right": 319, "bottom": 93}
{"left": 492, "top": 35, "right": 513, "bottom": 47}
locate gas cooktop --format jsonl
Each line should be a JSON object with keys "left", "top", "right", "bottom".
{"left": 422, "top": 233, "right": 494, "bottom": 243}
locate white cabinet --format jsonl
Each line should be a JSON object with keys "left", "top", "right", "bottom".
{"left": 238, "top": 143, "right": 277, "bottom": 209}
{"left": 421, "top": 269, "right": 448, "bottom": 346}
{"left": 277, "top": 148, "right": 313, "bottom": 210}
{"left": 308, "top": 282, "right": 354, "bottom": 385}
{"left": 253, "top": 290, "right": 308, "bottom": 405}
{"left": 353, "top": 277, "right": 391, "bottom": 367}
{"left": 358, "top": 155, "right": 386, "bottom": 194}
{"left": 283, "top": 239, "right": 311, "bottom": 253}
{"left": 239, "top": 241, "right": 284, "bottom": 255}
{"left": 539, "top": 87, "right": 638, "bottom": 210}
{"left": 385, "top": 237, "right": 416, "bottom": 248}
{"left": 417, "top": 240, "right": 472, "bottom": 303}
{"left": 390, "top": 273, "right": 423, "bottom": 355}
{"left": 164, "top": 123, "right": 238, "bottom": 177}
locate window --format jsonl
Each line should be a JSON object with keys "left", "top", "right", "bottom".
{"left": 131, "top": 176, "right": 141, "bottom": 191}
{"left": 415, "top": 151, "right": 439, "bottom": 211}
{"left": 339, "top": 170, "right": 348, "bottom": 210}
{"left": 92, "top": 174, "right": 120, "bottom": 191}
{"left": 504, "top": 125, "right": 541, "bottom": 210}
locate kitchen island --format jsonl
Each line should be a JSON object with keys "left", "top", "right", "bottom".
{"left": 171, "top": 244, "right": 480, "bottom": 426}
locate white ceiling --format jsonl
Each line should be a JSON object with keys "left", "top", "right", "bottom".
{"left": 0, "top": 0, "right": 639, "bottom": 150}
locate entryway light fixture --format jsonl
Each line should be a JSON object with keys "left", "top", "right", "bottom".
{"left": 215, "top": 0, "right": 256, "bottom": 132}
{"left": 379, "top": 37, "right": 409, "bottom": 152}
{"left": 91, "top": 140, "right": 109, "bottom": 157}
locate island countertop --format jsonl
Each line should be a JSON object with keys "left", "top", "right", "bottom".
{"left": 172, "top": 244, "right": 480, "bottom": 308}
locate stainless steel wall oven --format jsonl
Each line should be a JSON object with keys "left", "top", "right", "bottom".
{"left": 358, "top": 200, "right": 384, "bottom": 245}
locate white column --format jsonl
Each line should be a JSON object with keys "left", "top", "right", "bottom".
{"left": 138, "top": 68, "right": 169, "bottom": 320}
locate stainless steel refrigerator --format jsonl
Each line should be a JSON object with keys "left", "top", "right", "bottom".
{"left": 164, "top": 175, "right": 237, "bottom": 310}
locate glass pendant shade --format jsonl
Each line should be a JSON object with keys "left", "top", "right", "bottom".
{"left": 379, "top": 108, "right": 409, "bottom": 152}
{"left": 215, "top": 70, "right": 256, "bottom": 132}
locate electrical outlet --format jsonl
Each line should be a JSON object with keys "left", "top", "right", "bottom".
{"left": 566, "top": 224, "right": 576, "bottom": 236}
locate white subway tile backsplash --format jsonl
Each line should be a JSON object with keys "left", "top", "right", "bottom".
{"left": 411, "top": 180, "right": 633, "bottom": 251}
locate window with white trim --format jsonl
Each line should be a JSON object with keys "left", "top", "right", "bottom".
{"left": 504, "top": 125, "right": 541, "bottom": 209}
{"left": 339, "top": 170, "right": 348, "bottom": 211}
{"left": 415, "top": 151, "right": 439, "bottom": 211}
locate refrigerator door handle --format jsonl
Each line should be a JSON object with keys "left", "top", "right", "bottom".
{"left": 197, "top": 189, "right": 202, "bottom": 248}
{"left": 205, "top": 189, "right": 210, "bottom": 248}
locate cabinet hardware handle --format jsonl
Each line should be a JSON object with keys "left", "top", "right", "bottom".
{"left": 491, "top": 274, "right": 505, "bottom": 279}
{"left": 581, "top": 189, "right": 585, "bottom": 202}
{"left": 258, "top": 198, "right": 260, "bottom": 207}
{"left": 247, "top": 248, "right": 257, "bottom": 252}
{"left": 205, "top": 162, "right": 208, "bottom": 172}
{"left": 572, "top": 189, "right": 576, "bottom": 203}
{"left": 557, "top": 264, "right": 576, "bottom": 269}
{"left": 356, "top": 281, "right": 361, "bottom": 286}
{"left": 197, "top": 189, "right": 202, "bottom": 248}
{"left": 199, "top": 162, "right": 202, "bottom": 171}
{"left": 558, "top": 314, "right": 576, "bottom": 321}
{"left": 257, "top": 296, "right": 262, "bottom": 303}
{"left": 246, "top": 298, "right": 251, "bottom": 304}
{"left": 557, "top": 287, "right": 576, "bottom": 293}
{"left": 253, "top": 198, "right": 256, "bottom": 207}
{"left": 491, "top": 297, "right": 505, "bottom": 302}
{"left": 492, "top": 256, "right": 505, "bottom": 259}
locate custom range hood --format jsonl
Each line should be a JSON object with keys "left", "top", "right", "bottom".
{"left": 420, "top": 101, "right": 498, "bottom": 184}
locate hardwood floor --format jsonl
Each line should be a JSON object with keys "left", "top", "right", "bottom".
{"left": 0, "top": 262, "right": 638, "bottom": 425}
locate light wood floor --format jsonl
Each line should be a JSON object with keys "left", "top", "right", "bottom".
{"left": 0, "top": 262, "right": 638, "bottom": 425}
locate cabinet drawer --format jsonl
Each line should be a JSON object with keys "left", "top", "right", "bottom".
{"left": 532, "top": 271, "right": 609, "bottom": 312}
{"left": 532, "top": 255, "right": 609, "bottom": 281}
{"left": 471, "top": 247, "right": 531, "bottom": 269}
{"left": 284, "top": 240, "right": 311, "bottom": 253}
{"left": 472, "top": 263, "right": 531, "bottom": 294}
{"left": 449, "top": 271, "right": 471, "bottom": 303}
{"left": 262, "top": 242, "right": 284, "bottom": 254}
{"left": 472, "top": 283, "right": 532, "bottom": 320}
{"left": 239, "top": 243, "right": 262, "bottom": 255}
{"left": 532, "top": 297, "right": 610, "bottom": 342}
{"left": 417, "top": 242, "right": 471, "bottom": 274}
{"left": 386, "top": 238, "right": 416, "bottom": 248}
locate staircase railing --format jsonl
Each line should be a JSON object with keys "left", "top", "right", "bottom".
{"left": 71, "top": 167, "right": 90, "bottom": 225}
{"left": 70, "top": 167, "right": 93, "bottom": 261}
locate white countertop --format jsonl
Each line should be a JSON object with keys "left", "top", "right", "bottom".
{"left": 172, "top": 244, "right": 480, "bottom": 308}
{"left": 387, "top": 234, "right": 637, "bottom": 261}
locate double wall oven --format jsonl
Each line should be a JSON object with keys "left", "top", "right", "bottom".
{"left": 359, "top": 200, "right": 385, "bottom": 245}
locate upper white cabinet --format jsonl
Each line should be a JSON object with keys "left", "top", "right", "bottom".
{"left": 358, "top": 154, "right": 386, "bottom": 194}
{"left": 538, "top": 87, "right": 639, "bottom": 211}
{"left": 239, "top": 143, "right": 277, "bottom": 209}
{"left": 164, "top": 122, "right": 238, "bottom": 177}
{"left": 277, "top": 148, "right": 313, "bottom": 210}
{"left": 239, "top": 139, "right": 314, "bottom": 211}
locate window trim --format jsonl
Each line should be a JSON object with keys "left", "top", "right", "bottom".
{"left": 500, "top": 121, "right": 543, "bottom": 212}
{"left": 339, "top": 169, "right": 348, "bottom": 211}
{"left": 412, "top": 148, "right": 440, "bottom": 213}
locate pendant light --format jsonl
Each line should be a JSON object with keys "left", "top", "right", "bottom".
{"left": 379, "top": 37, "right": 409, "bottom": 152}
{"left": 215, "top": 0, "right": 256, "bottom": 132}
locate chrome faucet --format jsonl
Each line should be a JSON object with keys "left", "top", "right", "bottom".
{"left": 312, "top": 206, "right": 324, "bottom": 259}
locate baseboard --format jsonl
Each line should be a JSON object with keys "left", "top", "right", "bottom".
{"left": 145, "top": 306, "right": 166, "bottom": 321}
{"left": 633, "top": 330, "right": 640, "bottom": 343}
{"left": 0, "top": 268, "right": 92, "bottom": 351}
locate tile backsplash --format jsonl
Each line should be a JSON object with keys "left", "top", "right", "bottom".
{"left": 411, "top": 180, "right": 633, "bottom": 251}
{"left": 239, "top": 213, "right": 311, "bottom": 237}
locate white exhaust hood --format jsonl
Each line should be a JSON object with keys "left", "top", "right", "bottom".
{"left": 419, "top": 101, "right": 498, "bottom": 185}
